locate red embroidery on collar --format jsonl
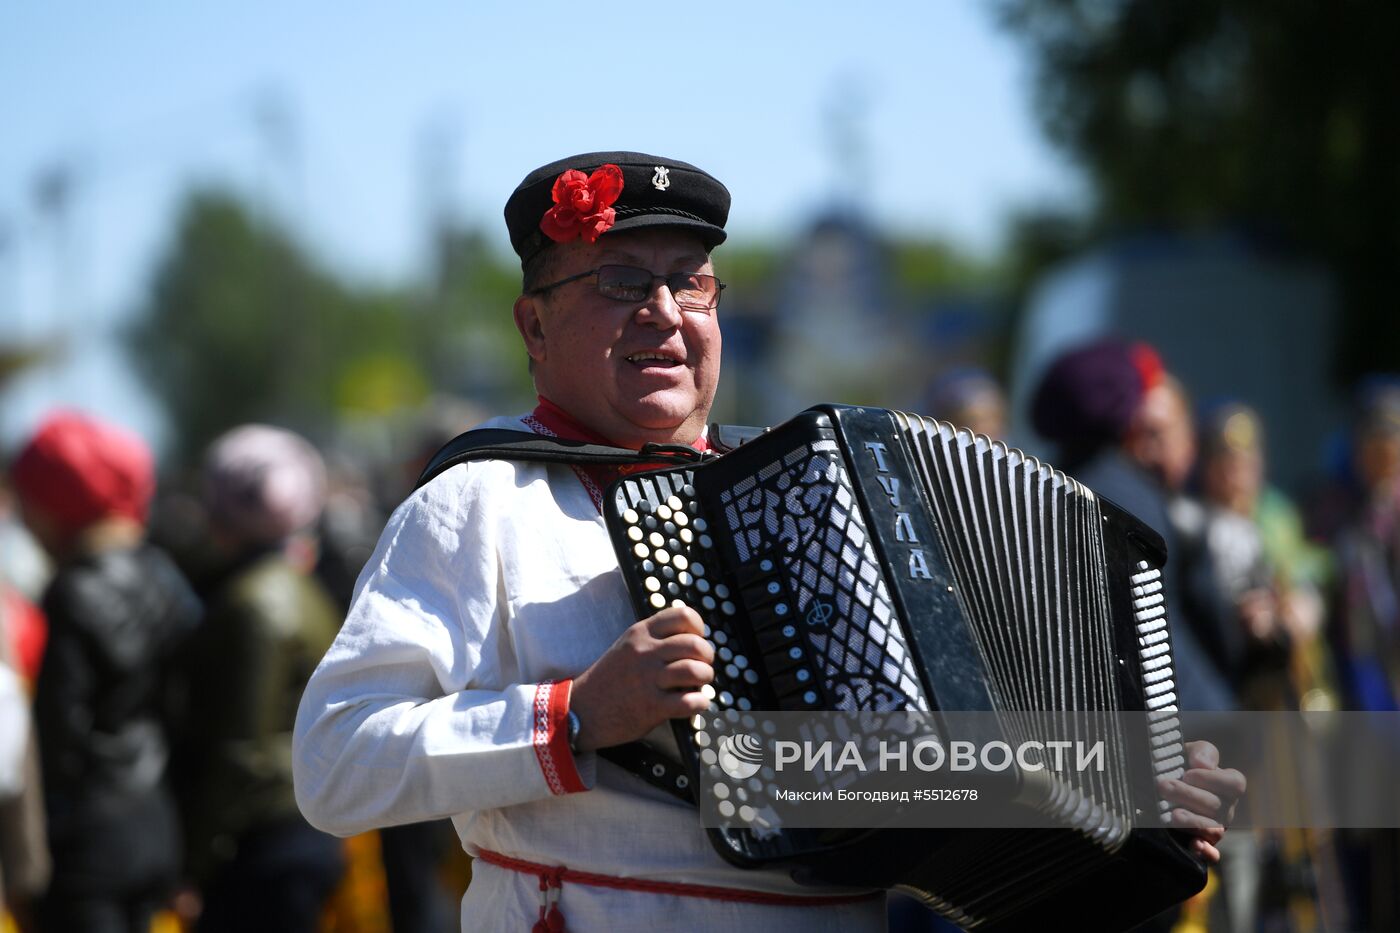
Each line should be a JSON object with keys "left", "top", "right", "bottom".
{"left": 526, "top": 398, "right": 708, "bottom": 514}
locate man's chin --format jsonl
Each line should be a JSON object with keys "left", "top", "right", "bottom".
{"left": 617, "top": 400, "right": 705, "bottom": 444}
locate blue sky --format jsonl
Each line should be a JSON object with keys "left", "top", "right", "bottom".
{"left": 0, "top": 1, "right": 1083, "bottom": 450}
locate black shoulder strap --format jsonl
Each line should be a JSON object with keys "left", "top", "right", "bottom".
{"left": 414, "top": 429, "right": 703, "bottom": 490}
{"left": 415, "top": 423, "right": 765, "bottom": 490}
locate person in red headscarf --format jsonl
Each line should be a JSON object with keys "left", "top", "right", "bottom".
{"left": 9, "top": 410, "right": 200, "bottom": 933}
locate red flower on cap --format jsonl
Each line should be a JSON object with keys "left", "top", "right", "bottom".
{"left": 539, "top": 164, "right": 624, "bottom": 245}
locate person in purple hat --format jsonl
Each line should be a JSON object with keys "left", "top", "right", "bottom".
{"left": 1032, "top": 338, "right": 1237, "bottom": 713}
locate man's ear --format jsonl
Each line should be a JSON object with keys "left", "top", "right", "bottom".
{"left": 513, "top": 293, "right": 548, "bottom": 364}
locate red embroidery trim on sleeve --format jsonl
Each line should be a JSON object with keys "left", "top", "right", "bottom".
{"left": 533, "top": 679, "right": 587, "bottom": 795}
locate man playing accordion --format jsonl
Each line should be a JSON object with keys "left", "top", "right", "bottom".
{"left": 292, "top": 150, "right": 1243, "bottom": 932}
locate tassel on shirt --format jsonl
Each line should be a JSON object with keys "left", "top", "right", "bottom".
{"left": 532, "top": 866, "right": 568, "bottom": 933}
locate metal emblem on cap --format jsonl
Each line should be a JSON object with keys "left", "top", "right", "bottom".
{"left": 652, "top": 166, "right": 670, "bottom": 191}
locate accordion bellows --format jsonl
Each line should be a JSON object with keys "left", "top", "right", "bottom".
{"left": 605, "top": 405, "right": 1206, "bottom": 932}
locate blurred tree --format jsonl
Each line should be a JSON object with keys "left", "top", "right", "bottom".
{"left": 126, "top": 190, "right": 431, "bottom": 464}
{"left": 890, "top": 237, "right": 997, "bottom": 296}
{"left": 999, "top": 0, "right": 1400, "bottom": 383}
{"left": 426, "top": 225, "right": 535, "bottom": 407}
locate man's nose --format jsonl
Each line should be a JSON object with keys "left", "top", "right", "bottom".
{"left": 634, "top": 278, "right": 684, "bottom": 328}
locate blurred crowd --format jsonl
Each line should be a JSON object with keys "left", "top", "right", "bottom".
{"left": 1, "top": 341, "right": 1399, "bottom": 933}
{"left": 0, "top": 403, "right": 477, "bottom": 933}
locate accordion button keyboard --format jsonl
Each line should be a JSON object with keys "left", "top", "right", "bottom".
{"left": 754, "top": 625, "right": 792, "bottom": 654}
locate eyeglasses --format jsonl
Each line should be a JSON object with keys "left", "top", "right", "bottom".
{"left": 530, "top": 264, "right": 725, "bottom": 311}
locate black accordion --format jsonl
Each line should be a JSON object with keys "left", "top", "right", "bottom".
{"left": 604, "top": 404, "right": 1206, "bottom": 933}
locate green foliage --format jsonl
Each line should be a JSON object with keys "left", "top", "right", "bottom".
{"left": 890, "top": 238, "right": 999, "bottom": 295}
{"left": 714, "top": 241, "right": 784, "bottom": 291}
{"left": 425, "top": 226, "right": 537, "bottom": 407}
{"left": 126, "top": 190, "right": 430, "bottom": 464}
{"left": 998, "top": 0, "right": 1400, "bottom": 382}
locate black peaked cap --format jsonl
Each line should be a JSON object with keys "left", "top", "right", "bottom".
{"left": 505, "top": 151, "right": 730, "bottom": 262}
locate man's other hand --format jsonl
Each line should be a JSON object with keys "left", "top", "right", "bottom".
{"left": 1159, "top": 740, "right": 1247, "bottom": 864}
